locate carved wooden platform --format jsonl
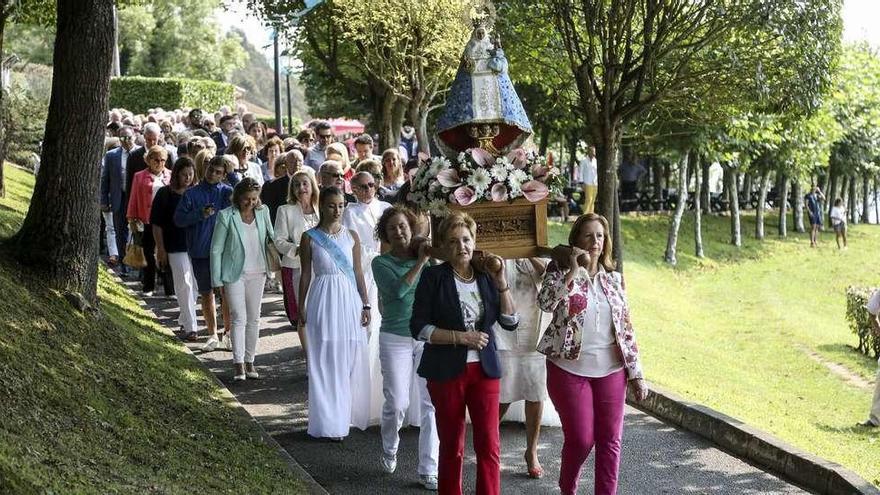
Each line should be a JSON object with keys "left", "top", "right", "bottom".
{"left": 432, "top": 198, "right": 548, "bottom": 259}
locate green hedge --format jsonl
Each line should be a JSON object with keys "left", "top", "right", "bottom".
{"left": 845, "top": 286, "right": 880, "bottom": 359}
{"left": 109, "top": 77, "right": 234, "bottom": 115}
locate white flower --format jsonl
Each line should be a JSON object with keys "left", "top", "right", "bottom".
{"left": 457, "top": 152, "right": 466, "bottom": 163}
{"left": 467, "top": 167, "right": 492, "bottom": 195}
{"left": 490, "top": 164, "right": 509, "bottom": 181}
{"left": 509, "top": 169, "right": 528, "bottom": 185}
{"left": 427, "top": 198, "right": 449, "bottom": 214}
{"left": 509, "top": 180, "right": 523, "bottom": 198}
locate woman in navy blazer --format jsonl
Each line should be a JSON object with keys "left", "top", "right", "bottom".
{"left": 410, "top": 211, "right": 518, "bottom": 495}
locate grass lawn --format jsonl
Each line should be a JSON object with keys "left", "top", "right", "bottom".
{"left": 549, "top": 210, "right": 880, "bottom": 487}
{"left": 0, "top": 164, "right": 304, "bottom": 493}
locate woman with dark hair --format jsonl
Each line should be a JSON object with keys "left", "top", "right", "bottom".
{"left": 537, "top": 213, "right": 648, "bottom": 495}
{"left": 151, "top": 157, "right": 199, "bottom": 340}
{"left": 410, "top": 211, "right": 518, "bottom": 495}
{"left": 128, "top": 145, "right": 174, "bottom": 297}
{"left": 371, "top": 205, "right": 439, "bottom": 489}
{"left": 210, "top": 178, "right": 275, "bottom": 381}
{"left": 298, "top": 186, "right": 372, "bottom": 440}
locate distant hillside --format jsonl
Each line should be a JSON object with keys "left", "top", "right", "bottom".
{"left": 228, "top": 29, "right": 309, "bottom": 121}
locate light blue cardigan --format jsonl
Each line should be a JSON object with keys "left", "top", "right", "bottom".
{"left": 210, "top": 205, "right": 275, "bottom": 288}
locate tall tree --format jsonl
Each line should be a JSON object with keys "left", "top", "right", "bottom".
{"left": 543, "top": 0, "right": 840, "bottom": 262}
{"left": 9, "top": 0, "right": 114, "bottom": 304}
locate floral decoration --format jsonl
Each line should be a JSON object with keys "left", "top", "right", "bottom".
{"left": 407, "top": 148, "right": 566, "bottom": 215}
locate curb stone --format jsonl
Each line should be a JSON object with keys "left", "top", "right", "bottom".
{"left": 629, "top": 383, "right": 880, "bottom": 495}
{"left": 103, "top": 265, "right": 329, "bottom": 495}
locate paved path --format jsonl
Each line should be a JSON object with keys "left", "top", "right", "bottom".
{"left": 131, "top": 278, "right": 809, "bottom": 495}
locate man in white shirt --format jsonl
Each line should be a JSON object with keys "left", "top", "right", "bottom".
{"left": 862, "top": 290, "right": 880, "bottom": 428}
{"left": 579, "top": 145, "right": 598, "bottom": 214}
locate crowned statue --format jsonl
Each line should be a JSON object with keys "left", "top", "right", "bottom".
{"left": 435, "top": 19, "right": 533, "bottom": 158}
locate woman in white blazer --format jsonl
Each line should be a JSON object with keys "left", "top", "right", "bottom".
{"left": 274, "top": 170, "right": 320, "bottom": 359}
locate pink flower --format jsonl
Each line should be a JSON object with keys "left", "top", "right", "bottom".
{"left": 506, "top": 148, "right": 528, "bottom": 169}
{"left": 469, "top": 147, "right": 495, "bottom": 168}
{"left": 490, "top": 183, "right": 508, "bottom": 202}
{"left": 568, "top": 293, "right": 587, "bottom": 316}
{"left": 530, "top": 163, "right": 548, "bottom": 180}
{"left": 521, "top": 180, "right": 549, "bottom": 202}
{"left": 453, "top": 186, "right": 478, "bottom": 206}
{"left": 436, "top": 169, "right": 462, "bottom": 187}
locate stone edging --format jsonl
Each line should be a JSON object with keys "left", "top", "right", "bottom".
{"left": 629, "top": 384, "right": 880, "bottom": 495}
{"left": 105, "top": 266, "right": 329, "bottom": 495}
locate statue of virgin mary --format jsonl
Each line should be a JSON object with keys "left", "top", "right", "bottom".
{"left": 435, "top": 20, "right": 533, "bottom": 158}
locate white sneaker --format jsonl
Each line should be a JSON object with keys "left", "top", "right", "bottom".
{"left": 202, "top": 336, "right": 220, "bottom": 352}
{"left": 380, "top": 455, "right": 397, "bottom": 474}
{"left": 419, "top": 474, "right": 438, "bottom": 491}
{"left": 221, "top": 335, "right": 232, "bottom": 350}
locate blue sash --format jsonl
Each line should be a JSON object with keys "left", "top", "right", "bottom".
{"left": 306, "top": 227, "right": 357, "bottom": 286}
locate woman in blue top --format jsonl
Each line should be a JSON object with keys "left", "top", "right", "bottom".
{"left": 210, "top": 178, "right": 274, "bottom": 382}
{"left": 371, "top": 205, "right": 439, "bottom": 490}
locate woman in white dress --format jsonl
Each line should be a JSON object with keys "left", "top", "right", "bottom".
{"left": 274, "top": 171, "right": 320, "bottom": 359}
{"left": 298, "top": 186, "right": 372, "bottom": 440}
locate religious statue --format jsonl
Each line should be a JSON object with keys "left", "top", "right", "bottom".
{"left": 435, "top": 20, "right": 532, "bottom": 158}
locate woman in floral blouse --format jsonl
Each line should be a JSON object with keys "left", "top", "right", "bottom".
{"left": 536, "top": 213, "right": 648, "bottom": 495}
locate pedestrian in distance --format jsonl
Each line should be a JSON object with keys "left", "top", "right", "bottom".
{"left": 830, "top": 198, "right": 848, "bottom": 249}
{"left": 805, "top": 185, "right": 826, "bottom": 247}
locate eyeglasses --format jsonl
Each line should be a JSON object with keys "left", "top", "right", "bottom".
{"left": 355, "top": 183, "right": 376, "bottom": 190}
{"left": 322, "top": 172, "right": 344, "bottom": 179}
{"left": 119, "top": 136, "right": 132, "bottom": 141}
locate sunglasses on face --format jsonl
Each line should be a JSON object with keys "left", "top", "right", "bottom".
{"left": 323, "top": 172, "right": 344, "bottom": 179}
{"left": 355, "top": 182, "right": 376, "bottom": 190}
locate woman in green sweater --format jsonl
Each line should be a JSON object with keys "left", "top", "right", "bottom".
{"left": 371, "top": 205, "right": 439, "bottom": 491}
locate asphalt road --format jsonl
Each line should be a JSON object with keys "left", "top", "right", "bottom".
{"left": 133, "top": 277, "right": 808, "bottom": 495}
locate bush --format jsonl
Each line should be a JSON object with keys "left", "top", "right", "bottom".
{"left": 1, "top": 77, "right": 49, "bottom": 171}
{"left": 845, "top": 286, "right": 880, "bottom": 359}
{"left": 255, "top": 115, "right": 301, "bottom": 135}
{"left": 110, "top": 76, "right": 234, "bottom": 115}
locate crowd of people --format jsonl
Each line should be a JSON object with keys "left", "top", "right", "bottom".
{"left": 98, "top": 104, "right": 651, "bottom": 495}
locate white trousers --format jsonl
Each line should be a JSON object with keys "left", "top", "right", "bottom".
{"left": 870, "top": 367, "right": 880, "bottom": 426}
{"left": 379, "top": 332, "right": 438, "bottom": 476}
{"left": 168, "top": 252, "right": 198, "bottom": 334}
{"left": 102, "top": 211, "right": 118, "bottom": 258}
{"left": 225, "top": 272, "right": 266, "bottom": 364}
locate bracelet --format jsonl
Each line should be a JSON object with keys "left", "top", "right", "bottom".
{"left": 362, "top": 305, "right": 371, "bottom": 310}
{"left": 452, "top": 331, "right": 457, "bottom": 346}
{"left": 498, "top": 285, "right": 510, "bottom": 293}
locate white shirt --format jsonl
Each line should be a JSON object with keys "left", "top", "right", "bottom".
{"left": 830, "top": 206, "right": 846, "bottom": 226}
{"left": 579, "top": 156, "right": 598, "bottom": 186}
{"left": 120, "top": 148, "right": 130, "bottom": 192}
{"left": 241, "top": 219, "right": 265, "bottom": 274}
{"left": 552, "top": 269, "right": 623, "bottom": 377}
{"left": 149, "top": 172, "right": 165, "bottom": 201}
{"left": 342, "top": 199, "right": 392, "bottom": 260}
{"left": 242, "top": 161, "right": 264, "bottom": 186}
{"left": 455, "top": 278, "right": 484, "bottom": 363}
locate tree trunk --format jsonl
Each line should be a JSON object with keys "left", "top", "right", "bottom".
{"left": 0, "top": 10, "right": 7, "bottom": 199}
{"left": 700, "top": 158, "right": 710, "bottom": 217}
{"left": 724, "top": 164, "right": 741, "bottom": 246}
{"left": 377, "top": 86, "right": 403, "bottom": 152}
{"left": 792, "top": 180, "right": 805, "bottom": 233}
{"left": 406, "top": 96, "right": 431, "bottom": 159}
{"left": 694, "top": 154, "right": 704, "bottom": 257}
{"left": 664, "top": 153, "right": 690, "bottom": 265}
{"left": 874, "top": 175, "right": 880, "bottom": 225}
{"left": 9, "top": 0, "right": 114, "bottom": 305}
{"left": 777, "top": 174, "right": 788, "bottom": 237}
{"left": 742, "top": 173, "right": 753, "bottom": 210}
{"left": 651, "top": 158, "right": 663, "bottom": 210}
{"left": 849, "top": 177, "right": 858, "bottom": 224}
{"left": 861, "top": 173, "right": 870, "bottom": 224}
{"left": 567, "top": 131, "right": 578, "bottom": 183}
{"left": 755, "top": 169, "right": 770, "bottom": 240}
{"left": 827, "top": 170, "right": 838, "bottom": 221}
{"left": 593, "top": 123, "right": 623, "bottom": 267}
